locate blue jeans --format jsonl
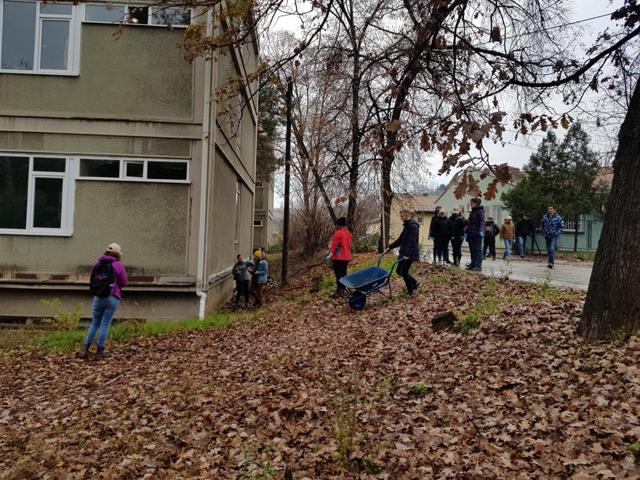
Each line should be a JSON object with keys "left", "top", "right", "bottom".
{"left": 467, "top": 236, "right": 483, "bottom": 268}
{"left": 517, "top": 236, "right": 527, "bottom": 256}
{"left": 545, "top": 237, "right": 558, "bottom": 265}
{"left": 503, "top": 239, "right": 513, "bottom": 258}
{"left": 85, "top": 295, "right": 120, "bottom": 349}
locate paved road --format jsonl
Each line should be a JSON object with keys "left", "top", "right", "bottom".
{"left": 425, "top": 252, "right": 593, "bottom": 290}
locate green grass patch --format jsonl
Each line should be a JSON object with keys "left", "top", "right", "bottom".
{"left": 531, "top": 277, "right": 582, "bottom": 302}
{"left": 0, "top": 314, "right": 234, "bottom": 355}
{"left": 408, "top": 383, "right": 432, "bottom": 397}
{"left": 456, "top": 281, "right": 502, "bottom": 334}
{"left": 627, "top": 442, "right": 640, "bottom": 464}
{"left": 558, "top": 251, "right": 596, "bottom": 262}
{"left": 429, "top": 275, "right": 452, "bottom": 286}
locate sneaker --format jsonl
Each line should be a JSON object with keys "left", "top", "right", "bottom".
{"left": 472, "top": 267, "right": 482, "bottom": 271}
{"left": 547, "top": 263, "right": 554, "bottom": 269}
{"left": 413, "top": 282, "right": 421, "bottom": 292}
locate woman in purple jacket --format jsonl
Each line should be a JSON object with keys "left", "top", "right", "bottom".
{"left": 78, "top": 243, "right": 128, "bottom": 360}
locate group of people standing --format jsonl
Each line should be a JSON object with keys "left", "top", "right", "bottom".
{"left": 232, "top": 249, "right": 270, "bottom": 308}
{"left": 430, "top": 201, "right": 565, "bottom": 270}
{"left": 429, "top": 198, "right": 488, "bottom": 270}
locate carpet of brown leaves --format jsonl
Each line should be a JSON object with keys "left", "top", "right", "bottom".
{"left": 1, "top": 257, "right": 639, "bottom": 479}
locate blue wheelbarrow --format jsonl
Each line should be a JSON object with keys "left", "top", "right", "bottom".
{"left": 339, "top": 254, "right": 400, "bottom": 310}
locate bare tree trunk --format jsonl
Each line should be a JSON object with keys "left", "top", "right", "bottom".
{"left": 378, "top": 145, "right": 394, "bottom": 252}
{"left": 579, "top": 81, "right": 640, "bottom": 340}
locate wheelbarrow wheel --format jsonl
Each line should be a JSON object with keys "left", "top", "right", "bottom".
{"left": 348, "top": 291, "right": 366, "bottom": 310}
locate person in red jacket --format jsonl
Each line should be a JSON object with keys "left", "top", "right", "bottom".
{"left": 330, "top": 216, "right": 353, "bottom": 296}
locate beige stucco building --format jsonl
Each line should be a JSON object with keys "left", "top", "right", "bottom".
{"left": 389, "top": 194, "right": 439, "bottom": 249}
{"left": 0, "top": 2, "right": 259, "bottom": 320}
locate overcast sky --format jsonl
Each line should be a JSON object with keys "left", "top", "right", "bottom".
{"left": 269, "top": 0, "right": 627, "bottom": 206}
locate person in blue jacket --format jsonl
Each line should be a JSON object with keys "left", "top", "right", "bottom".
{"left": 386, "top": 210, "right": 421, "bottom": 296}
{"left": 251, "top": 250, "right": 269, "bottom": 307}
{"left": 540, "top": 206, "right": 565, "bottom": 269}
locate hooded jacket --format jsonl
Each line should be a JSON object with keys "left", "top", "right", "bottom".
{"left": 448, "top": 214, "right": 466, "bottom": 238}
{"left": 232, "top": 261, "right": 252, "bottom": 282}
{"left": 92, "top": 255, "right": 128, "bottom": 299}
{"left": 500, "top": 221, "right": 516, "bottom": 240}
{"left": 388, "top": 219, "right": 420, "bottom": 261}
{"left": 432, "top": 215, "right": 451, "bottom": 240}
{"left": 330, "top": 227, "right": 353, "bottom": 261}
{"left": 467, "top": 206, "right": 486, "bottom": 237}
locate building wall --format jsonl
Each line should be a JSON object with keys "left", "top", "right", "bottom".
{"left": 253, "top": 173, "right": 274, "bottom": 249}
{"left": 206, "top": 150, "right": 254, "bottom": 281}
{"left": 437, "top": 171, "right": 515, "bottom": 225}
{"left": 0, "top": 181, "right": 190, "bottom": 275}
{"left": 0, "top": 24, "right": 194, "bottom": 121}
{"left": 0, "top": 7, "right": 259, "bottom": 320}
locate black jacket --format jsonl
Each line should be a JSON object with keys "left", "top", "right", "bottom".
{"left": 448, "top": 214, "right": 466, "bottom": 238}
{"left": 388, "top": 219, "right": 420, "bottom": 261}
{"left": 432, "top": 216, "right": 451, "bottom": 240}
{"left": 516, "top": 218, "right": 535, "bottom": 237}
{"left": 484, "top": 221, "right": 499, "bottom": 238}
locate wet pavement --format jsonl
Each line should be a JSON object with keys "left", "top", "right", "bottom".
{"left": 424, "top": 252, "right": 593, "bottom": 290}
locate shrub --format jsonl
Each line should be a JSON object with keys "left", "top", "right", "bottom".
{"left": 40, "top": 299, "right": 83, "bottom": 331}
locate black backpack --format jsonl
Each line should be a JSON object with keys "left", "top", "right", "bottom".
{"left": 89, "top": 262, "right": 114, "bottom": 297}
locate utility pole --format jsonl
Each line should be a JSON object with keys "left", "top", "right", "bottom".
{"left": 281, "top": 77, "right": 293, "bottom": 286}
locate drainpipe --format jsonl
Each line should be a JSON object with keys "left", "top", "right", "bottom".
{"left": 196, "top": 9, "right": 214, "bottom": 319}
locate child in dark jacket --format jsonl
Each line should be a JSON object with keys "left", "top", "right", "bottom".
{"left": 483, "top": 217, "right": 500, "bottom": 260}
{"left": 232, "top": 254, "right": 252, "bottom": 306}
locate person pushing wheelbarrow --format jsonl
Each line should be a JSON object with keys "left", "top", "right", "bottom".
{"left": 385, "top": 209, "right": 421, "bottom": 296}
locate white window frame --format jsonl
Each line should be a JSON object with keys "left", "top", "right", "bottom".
{"left": 255, "top": 181, "right": 263, "bottom": 188}
{"left": 253, "top": 220, "right": 263, "bottom": 227}
{"left": 564, "top": 215, "right": 585, "bottom": 234}
{"left": 0, "top": 0, "right": 82, "bottom": 76}
{"left": 77, "top": 156, "right": 190, "bottom": 184}
{"left": 83, "top": 4, "right": 191, "bottom": 27}
{"left": 0, "top": 153, "right": 75, "bottom": 236}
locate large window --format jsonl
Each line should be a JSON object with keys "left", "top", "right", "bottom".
{"left": 0, "top": 0, "right": 80, "bottom": 74}
{"left": 79, "top": 157, "right": 189, "bottom": 183}
{"left": 0, "top": 155, "right": 74, "bottom": 235}
{"left": 84, "top": 4, "right": 191, "bottom": 27}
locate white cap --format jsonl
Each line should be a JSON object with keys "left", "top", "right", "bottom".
{"left": 106, "top": 243, "right": 123, "bottom": 255}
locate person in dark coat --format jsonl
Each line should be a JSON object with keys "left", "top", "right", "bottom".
{"left": 515, "top": 214, "right": 535, "bottom": 257}
{"left": 483, "top": 216, "right": 499, "bottom": 260}
{"left": 428, "top": 205, "right": 443, "bottom": 263}
{"left": 448, "top": 208, "right": 466, "bottom": 267}
{"left": 386, "top": 209, "right": 421, "bottom": 295}
{"left": 466, "top": 198, "right": 485, "bottom": 271}
{"left": 432, "top": 209, "right": 452, "bottom": 265}
{"left": 232, "top": 254, "right": 253, "bottom": 306}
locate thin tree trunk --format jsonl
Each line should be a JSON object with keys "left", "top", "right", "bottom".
{"left": 579, "top": 81, "right": 640, "bottom": 340}
{"left": 378, "top": 144, "right": 394, "bottom": 251}
{"left": 574, "top": 215, "right": 579, "bottom": 252}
